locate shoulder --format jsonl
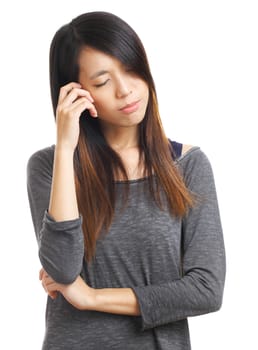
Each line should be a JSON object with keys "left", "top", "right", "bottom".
{"left": 27, "top": 145, "right": 55, "bottom": 177}
{"left": 170, "top": 140, "right": 214, "bottom": 182}
{"left": 169, "top": 139, "right": 200, "bottom": 160}
{"left": 169, "top": 139, "right": 209, "bottom": 165}
{"left": 169, "top": 140, "right": 200, "bottom": 160}
{"left": 178, "top": 145, "right": 210, "bottom": 169}
{"left": 182, "top": 144, "right": 194, "bottom": 156}
{"left": 178, "top": 145, "right": 215, "bottom": 190}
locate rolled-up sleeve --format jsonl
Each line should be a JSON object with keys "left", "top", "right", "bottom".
{"left": 27, "top": 147, "right": 84, "bottom": 284}
{"left": 39, "top": 211, "right": 84, "bottom": 284}
{"left": 131, "top": 149, "right": 226, "bottom": 331}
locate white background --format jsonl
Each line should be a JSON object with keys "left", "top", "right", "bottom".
{"left": 1, "top": 0, "right": 257, "bottom": 348}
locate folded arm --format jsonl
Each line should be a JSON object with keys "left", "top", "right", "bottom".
{"left": 27, "top": 147, "right": 84, "bottom": 284}
{"left": 38, "top": 149, "right": 226, "bottom": 332}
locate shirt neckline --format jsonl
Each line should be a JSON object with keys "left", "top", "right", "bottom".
{"left": 114, "top": 176, "right": 150, "bottom": 185}
{"left": 114, "top": 147, "right": 200, "bottom": 185}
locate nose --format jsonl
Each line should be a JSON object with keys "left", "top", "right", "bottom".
{"left": 115, "top": 76, "right": 132, "bottom": 99}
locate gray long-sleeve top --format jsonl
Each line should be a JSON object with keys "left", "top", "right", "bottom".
{"left": 27, "top": 145, "right": 226, "bottom": 350}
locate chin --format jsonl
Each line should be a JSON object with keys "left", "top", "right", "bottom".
{"left": 121, "top": 113, "right": 145, "bottom": 126}
{"left": 99, "top": 112, "right": 145, "bottom": 128}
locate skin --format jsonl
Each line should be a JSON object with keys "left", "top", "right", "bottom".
{"left": 40, "top": 47, "right": 151, "bottom": 315}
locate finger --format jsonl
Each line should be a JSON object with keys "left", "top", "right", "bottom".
{"left": 39, "top": 268, "right": 44, "bottom": 280}
{"left": 70, "top": 97, "right": 98, "bottom": 118}
{"left": 48, "top": 291, "right": 58, "bottom": 300}
{"left": 39, "top": 268, "right": 49, "bottom": 280}
{"left": 42, "top": 279, "right": 57, "bottom": 294}
{"left": 71, "top": 97, "right": 98, "bottom": 117}
{"left": 58, "top": 82, "right": 82, "bottom": 104}
{"left": 41, "top": 280, "right": 48, "bottom": 293}
{"left": 61, "top": 88, "right": 94, "bottom": 108}
{"left": 42, "top": 275, "right": 54, "bottom": 285}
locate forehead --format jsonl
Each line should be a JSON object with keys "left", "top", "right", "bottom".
{"left": 78, "top": 47, "right": 121, "bottom": 77}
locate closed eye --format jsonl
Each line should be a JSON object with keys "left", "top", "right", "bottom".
{"left": 94, "top": 79, "right": 110, "bottom": 88}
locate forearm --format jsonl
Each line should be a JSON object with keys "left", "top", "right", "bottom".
{"left": 49, "top": 147, "right": 79, "bottom": 221}
{"left": 92, "top": 288, "right": 141, "bottom": 316}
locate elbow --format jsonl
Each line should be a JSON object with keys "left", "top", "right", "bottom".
{"left": 199, "top": 285, "right": 224, "bottom": 315}
{"left": 194, "top": 267, "right": 225, "bottom": 315}
{"left": 207, "top": 273, "right": 225, "bottom": 313}
{"left": 191, "top": 273, "right": 225, "bottom": 315}
{"left": 207, "top": 292, "right": 223, "bottom": 313}
{"left": 39, "top": 249, "right": 83, "bottom": 285}
{"left": 38, "top": 218, "right": 85, "bottom": 284}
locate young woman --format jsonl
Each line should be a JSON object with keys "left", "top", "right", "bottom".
{"left": 27, "top": 11, "right": 226, "bottom": 350}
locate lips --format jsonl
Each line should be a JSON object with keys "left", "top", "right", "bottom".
{"left": 119, "top": 100, "right": 140, "bottom": 114}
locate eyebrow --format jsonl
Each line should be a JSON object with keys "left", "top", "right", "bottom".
{"left": 90, "top": 70, "right": 109, "bottom": 80}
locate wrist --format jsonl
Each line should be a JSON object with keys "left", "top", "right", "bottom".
{"left": 55, "top": 142, "right": 76, "bottom": 156}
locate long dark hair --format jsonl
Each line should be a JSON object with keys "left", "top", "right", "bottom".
{"left": 49, "top": 11, "right": 193, "bottom": 262}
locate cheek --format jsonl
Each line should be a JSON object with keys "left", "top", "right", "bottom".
{"left": 90, "top": 92, "right": 106, "bottom": 108}
{"left": 138, "top": 81, "right": 149, "bottom": 98}
{"left": 90, "top": 88, "right": 111, "bottom": 103}
{"left": 142, "top": 85, "right": 149, "bottom": 105}
{"left": 145, "top": 87, "right": 149, "bottom": 99}
{"left": 93, "top": 96, "right": 114, "bottom": 116}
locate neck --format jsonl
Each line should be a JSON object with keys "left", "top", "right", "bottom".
{"left": 100, "top": 124, "right": 140, "bottom": 151}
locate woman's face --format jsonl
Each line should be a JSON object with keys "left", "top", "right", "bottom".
{"left": 78, "top": 47, "right": 149, "bottom": 129}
